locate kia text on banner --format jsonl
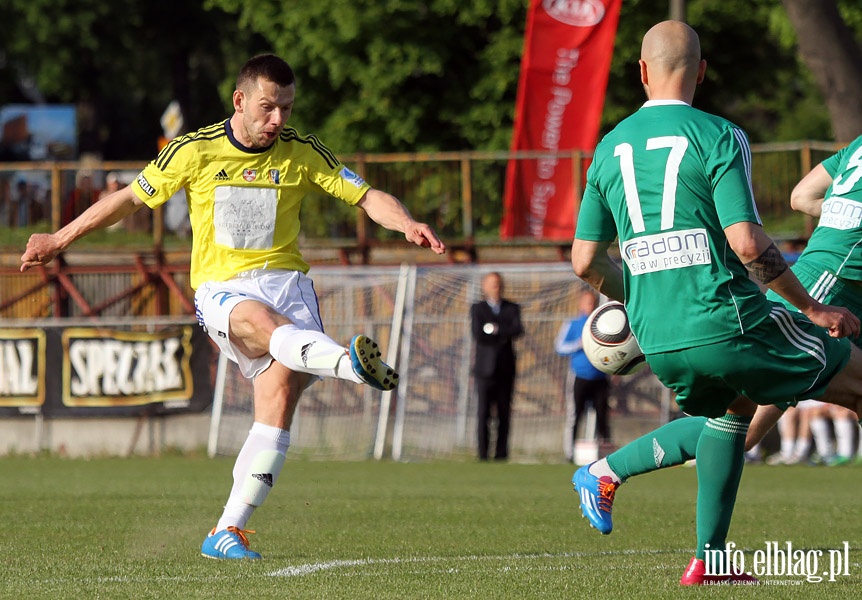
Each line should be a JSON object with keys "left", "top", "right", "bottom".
{"left": 502, "top": 0, "right": 621, "bottom": 239}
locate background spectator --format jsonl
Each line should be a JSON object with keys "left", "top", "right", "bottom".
{"left": 555, "top": 291, "right": 611, "bottom": 461}
{"left": 62, "top": 171, "right": 99, "bottom": 226}
{"left": 470, "top": 272, "right": 523, "bottom": 461}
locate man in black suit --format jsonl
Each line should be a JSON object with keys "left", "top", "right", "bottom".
{"left": 470, "top": 272, "right": 524, "bottom": 461}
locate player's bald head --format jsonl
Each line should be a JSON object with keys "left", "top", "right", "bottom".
{"left": 641, "top": 20, "right": 701, "bottom": 77}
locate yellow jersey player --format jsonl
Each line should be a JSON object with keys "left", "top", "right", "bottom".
{"left": 21, "top": 54, "right": 446, "bottom": 560}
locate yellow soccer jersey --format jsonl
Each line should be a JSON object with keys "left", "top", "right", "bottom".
{"left": 131, "top": 119, "right": 371, "bottom": 289}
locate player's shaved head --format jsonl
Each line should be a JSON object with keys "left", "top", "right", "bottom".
{"left": 641, "top": 20, "right": 701, "bottom": 78}
{"left": 638, "top": 20, "right": 705, "bottom": 102}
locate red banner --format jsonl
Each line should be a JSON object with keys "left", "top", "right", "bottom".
{"left": 501, "top": 0, "right": 622, "bottom": 240}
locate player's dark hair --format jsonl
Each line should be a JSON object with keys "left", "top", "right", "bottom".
{"left": 237, "top": 54, "right": 295, "bottom": 90}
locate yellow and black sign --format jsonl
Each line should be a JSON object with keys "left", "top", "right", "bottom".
{"left": 0, "top": 328, "right": 47, "bottom": 410}
{"left": 0, "top": 323, "right": 212, "bottom": 417}
{"left": 62, "top": 326, "right": 194, "bottom": 407}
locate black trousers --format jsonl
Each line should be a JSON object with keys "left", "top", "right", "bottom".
{"left": 476, "top": 376, "right": 514, "bottom": 460}
{"left": 572, "top": 376, "right": 611, "bottom": 442}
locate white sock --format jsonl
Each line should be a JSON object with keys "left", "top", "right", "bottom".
{"left": 269, "top": 324, "right": 362, "bottom": 383}
{"left": 834, "top": 419, "right": 855, "bottom": 458}
{"left": 216, "top": 422, "right": 291, "bottom": 531}
{"left": 745, "top": 442, "right": 761, "bottom": 459}
{"left": 809, "top": 417, "right": 834, "bottom": 458}
{"left": 779, "top": 437, "right": 795, "bottom": 459}
{"left": 587, "top": 458, "right": 621, "bottom": 484}
{"left": 777, "top": 414, "right": 795, "bottom": 458}
{"left": 792, "top": 437, "right": 811, "bottom": 459}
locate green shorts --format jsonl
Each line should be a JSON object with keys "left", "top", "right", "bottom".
{"left": 646, "top": 302, "right": 851, "bottom": 418}
{"left": 766, "top": 261, "right": 862, "bottom": 350}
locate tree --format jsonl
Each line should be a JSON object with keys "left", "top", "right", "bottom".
{"left": 606, "top": 0, "right": 825, "bottom": 143}
{"left": 1, "top": 0, "right": 250, "bottom": 159}
{"left": 782, "top": 0, "right": 862, "bottom": 141}
{"left": 3, "top": 0, "right": 861, "bottom": 159}
{"left": 207, "top": 0, "right": 526, "bottom": 152}
{"left": 208, "top": 0, "right": 828, "bottom": 149}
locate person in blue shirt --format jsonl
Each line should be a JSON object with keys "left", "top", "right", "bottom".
{"left": 556, "top": 290, "right": 611, "bottom": 457}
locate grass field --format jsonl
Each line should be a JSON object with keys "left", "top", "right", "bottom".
{"left": 1, "top": 456, "right": 860, "bottom": 599}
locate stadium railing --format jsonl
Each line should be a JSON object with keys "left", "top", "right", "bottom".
{"left": 0, "top": 141, "right": 842, "bottom": 321}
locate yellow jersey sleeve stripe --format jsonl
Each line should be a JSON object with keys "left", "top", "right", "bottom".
{"left": 153, "top": 137, "right": 185, "bottom": 168}
{"left": 305, "top": 134, "right": 338, "bottom": 166}
{"left": 280, "top": 127, "right": 339, "bottom": 169}
{"left": 155, "top": 121, "right": 223, "bottom": 165}
{"left": 155, "top": 121, "right": 227, "bottom": 171}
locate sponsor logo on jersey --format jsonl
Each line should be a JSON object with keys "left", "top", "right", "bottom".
{"left": 340, "top": 166, "right": 366, "bottom": 188}
{"left": 621, "top": 228, "right": 711, "bottom": 275}
{"left": 136, "top": 173, "right": 156, "bottom": 197}
{"left": 542, "top": 0, "right": 605, "bottom": 27}
{"left": 819, "top": 196, "right": 862, "bottom": 230}
{"left": 269, "top": 169, "right": 280, "bottom": 184}
{"left": 214, "top": 169, "right": 230, "bottom": 181}
{"left": 243, "top": 169, "right": 257, "bottom": 182}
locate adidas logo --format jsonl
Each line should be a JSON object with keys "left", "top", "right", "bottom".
{"left": 300, "top": 342, "right": 315, "bottom": 367}
{"left": 213, "top": 169, "right": 229, "bottom": 181}
{"left": 252, "top": 473, "right": 274, "bottom": 487}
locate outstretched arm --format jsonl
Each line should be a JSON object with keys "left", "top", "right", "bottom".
{"left": 357, "top": 189, "right": 446, "bottom": 255}
{"left": 21, "top": 185, "right": 145, "bottom": 272}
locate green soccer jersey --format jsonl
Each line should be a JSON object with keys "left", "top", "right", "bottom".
{"left": 576, "top": 100, "right": 771, "bottom": 354}
{"left": 796, "top": 135, "right": 862, "bottom": 282}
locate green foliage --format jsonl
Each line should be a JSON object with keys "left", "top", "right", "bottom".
{"left": 608, "top": 1, "right": 827, "bottom": 142}
{"left": 1, "top": 0, "right": 248, "bottom": 158}
{"left": 2, "top": 0, "right": 861, "bottom": 158}
{"left": 208, "top": 0, "right": 526, "bottom": 153}
{"left": 206, "top": 0, "right": 862, "bottom": 150}
{"left": 838, "top": 0, "right": 862, "bottom": 30}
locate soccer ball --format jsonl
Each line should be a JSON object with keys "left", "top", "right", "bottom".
{"left": 582, "top": 301, "right": 646, "bottom": 376}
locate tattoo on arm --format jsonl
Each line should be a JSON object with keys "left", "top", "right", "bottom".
{"left": 744, "top": 243, "right": 788, "bottom": 284}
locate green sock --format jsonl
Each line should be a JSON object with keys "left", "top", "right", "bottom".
{"left": 694, "top": 414, "right": 750, "bottom": 561}
{"left": 606, "top": 416, "right": 707, "bottom": 481}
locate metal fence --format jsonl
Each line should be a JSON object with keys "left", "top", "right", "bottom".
{"left": 0, "top": 141, "right": 843, "bottom": 321}
{"left": 0, "top": 140, "right": 842, "bottom": 245}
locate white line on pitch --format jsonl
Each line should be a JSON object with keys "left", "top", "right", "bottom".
{"left": 267, "top": 548, "right": 691, "bottom": 578}
{"left": 30, "top": 548, "right": 686, "bottom": 586}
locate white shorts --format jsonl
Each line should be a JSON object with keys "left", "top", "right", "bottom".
{"left": 194, "top": 269, "right": 324, "bottom": 379}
